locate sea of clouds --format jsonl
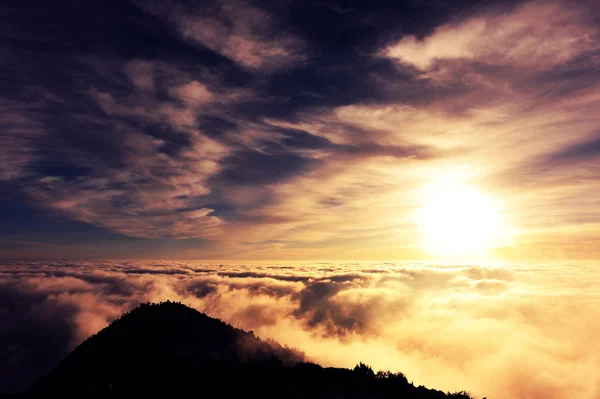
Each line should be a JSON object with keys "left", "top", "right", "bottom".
{"left": 1, "top": 260, "right": 599, "bottom": 398}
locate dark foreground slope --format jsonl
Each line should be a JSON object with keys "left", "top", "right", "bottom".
{"left": 25, "top": 302, "right": 478, "bottom": 399}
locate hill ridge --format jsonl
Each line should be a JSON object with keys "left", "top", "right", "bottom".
{"left": 24, "top": 301, "right": 482, "bottom": 399}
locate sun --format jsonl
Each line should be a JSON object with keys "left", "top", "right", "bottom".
{"left": 417, "top": 175, "right": 511, "bottom": 258}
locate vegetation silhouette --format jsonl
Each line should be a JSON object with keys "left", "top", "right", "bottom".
{"left": 23, "top": 301, "right": 482, "bottom": 398}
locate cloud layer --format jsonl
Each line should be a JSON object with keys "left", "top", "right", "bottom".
{"left": 1, "top": 260, "right": 599, "bottom": 398}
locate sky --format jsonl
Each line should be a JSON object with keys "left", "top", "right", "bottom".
{"left": 2, "top": 2, "right": 600, "bottom": 397}
{"left": 2, "top": 0, "right": 600, "bottom": 260}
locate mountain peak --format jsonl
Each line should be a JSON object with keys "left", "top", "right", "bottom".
{"left": 25, "top": 302, "right": 478, "bottom": 399}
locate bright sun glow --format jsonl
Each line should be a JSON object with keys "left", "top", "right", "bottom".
{"left": 417, "top": 174, "right": 512, "bottom": 258}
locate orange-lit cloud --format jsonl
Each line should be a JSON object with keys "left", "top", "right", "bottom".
{"left": 140, "top": 0, "right": 306, "bottom": 70}
{"left": 1, "top": 260, "right": 599, "bottom": 398}
{"left": 385, "top": 2, "right": 596, "bottom": 70}
{"left": 2, "top": 0, "right": 600, "bottom": 260}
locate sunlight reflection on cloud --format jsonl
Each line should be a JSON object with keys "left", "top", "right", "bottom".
{"left": 1, "top": 260, "right": 598, "bottom": 398}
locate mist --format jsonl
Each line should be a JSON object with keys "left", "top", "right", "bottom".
{"left": 1, "top": 260, "right": 598, "bottom": 398}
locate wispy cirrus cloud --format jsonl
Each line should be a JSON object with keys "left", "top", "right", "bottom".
{"left": 385, "top": 1, "right": 598, "bottom": 70}
{"left": 140, "top": 0, "right": 306, "bottom": 70}
{"left": 1, "top": 0, "right": 600, "bottom": 259}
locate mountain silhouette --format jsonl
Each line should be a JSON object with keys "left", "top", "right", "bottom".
{"left": 21, "top": 301, "right": 480, "bottom": 398}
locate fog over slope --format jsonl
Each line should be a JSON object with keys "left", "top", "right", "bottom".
{"left": 1, "top": 260, "right": 599, "bottom": 398}
{"left": 26, "top": 301, "right": 473, "bottom": 399}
